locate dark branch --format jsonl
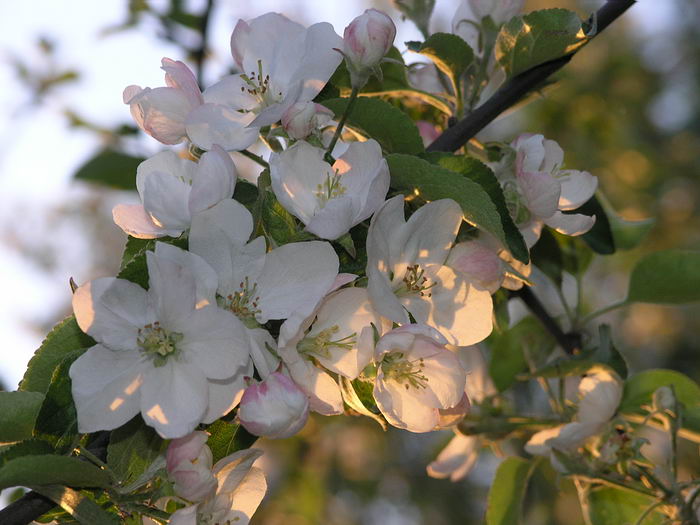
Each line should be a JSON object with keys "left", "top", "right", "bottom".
{"left": 427, "top": 0, "right": 636, "bottom": 153}
{"left": 511, "top": 288, "right": 581, "bottom": 355}
{"left": 193, "top": 0, "right": 215, "bottom": 89}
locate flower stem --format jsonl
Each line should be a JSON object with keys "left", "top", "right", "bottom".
{"left": 581, "top": 299, "right": 628, "bottom": 325}
{"left": 239, "top": 149, "right": 269, "bottom": 169}
{"left": 325, "top": 86, "right": 360, "bottom": 161}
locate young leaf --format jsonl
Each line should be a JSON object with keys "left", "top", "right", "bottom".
{"left": 436, "top": 155, "right": 528, "bottom": 263}
{"left": 386, "top": 154, "right": 514, "bottom": 261}
{"left": 586, "top": 487, "right": 664, "bottom": 525}
{"left": 619, "top": 369, "right": 700, "bottom": 414}
{"left": 609, "top": 214, "right": 655, "bottom": 251}
{"left": 0, "top": 454, "right": 110, "bottom": 490}
{"left": 322, "top": 98, "right": 424, "bottom": 155}
{"left": 627, "top": 250, "right": 700, "bottom": 304}
{"left": 486, "top": 457, "right": 539, "bottom": 525}
{"left": 573, "top": 195, "right": 615, "bottom": 255}
{"left": 495, "top": 9, "right": 588, "bottom": 77}
{"left": 408, "top": 33, "right": 474, "bottom": 91}
{"left": 107, "top": 416, "right": 165, "bottom": 486}
{"left": 74, "top": 149, "right": 145, "bottom": 191}
{"left": 0, "top": 439, "right": 55, "bottom": 468}
{"left": 32, "top": 485, "right": 120, "bottom": 525}
{"left": 0, "top": 391, "right": 45, "bottom": 443}
{"left": 206, "top": 421, "right": 257, "bottom": 464}
{"left": 20, "top": 316, "right": 95, "bottom": 395}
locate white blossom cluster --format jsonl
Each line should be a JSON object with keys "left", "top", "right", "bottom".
{"left": 66, "top": 3, "right": 606, "bottom": 519}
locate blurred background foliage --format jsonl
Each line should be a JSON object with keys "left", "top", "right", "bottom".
{"left": 1, "top": 0, "right": 699, "bottom": 523}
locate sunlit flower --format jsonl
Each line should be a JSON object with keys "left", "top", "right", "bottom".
{"left": 69, "top": 243, "right": 252, "bottom": 438}
{"left": 166, "top": 431, "right": 217, "bottom": 502}
{"left": 169, "top": 448, "right": 267, "bottom": 525}
{"left": 270, "top": 139, "right": 390, "bottom": 240}
{"left": 112, "top": 146, "right": 236, "bottom": 239}
{"left": 341, "top": 9, "right": 396, "bottom": 88}
{"left": 366, "top": 195, "right": 493, "bottom": 346}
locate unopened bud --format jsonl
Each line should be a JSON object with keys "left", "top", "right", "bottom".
{"left": 166, "top": 431, "right": 217, "bottom": 502}
{"left": 342, "top": 9, "right": 396, "bottom": 89}
{"left": 238, "top": 372, "right": 309, "bottom": 439}
{"left": 281, "top": 102, "right": 334, "bottom": 140}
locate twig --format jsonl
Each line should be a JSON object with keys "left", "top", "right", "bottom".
{"left": 427, "top": 0, "right": 636, "bottom": 152}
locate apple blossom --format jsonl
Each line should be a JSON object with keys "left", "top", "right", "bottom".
{"left": 238, "top": 372, "right": 309, "bottom": 439}
{"left": 366, "top": 195, "right": 493, "bottom": 346}
{"left": 281, "top": 101, "right": 334, "bottom": 140}
{"left": 123, "top": 58, "right": 258, "bottom": 151}
{"left": 373, "top": 324, "right": 467, "bottom": 433}
{"left": 341, "top": 9, "right": 396, "bottom": 88}
{"left": 269, "top": 139, "right": 390, "bottom": 240}
{"left": 166, "top": 431, "right": 217, "bottom": 502}
{"left": 203, "top": 13, "right": 342, "bottom": 131}
{"left": 112, "top": 146, "right": 236, "bottom": 239}
{"left": 169, "top": 448, "right": 267, "bottom": 525}
{"left": 68, "top": 243, "right": 252, "bottom": 438}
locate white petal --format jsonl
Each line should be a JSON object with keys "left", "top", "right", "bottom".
{"left": 524, "top": 426, "right": 565, "bottom": 455}
{"left": 577, "top": 370, "right": 622, "bottom": 424}
{"left": 202, "top": 362, "right": 251, "bottom": 424}
{"left": 72, "top": 278, "right": 148, "bottom": 349}
{"left": 137, "top": 150, "right": 196, "bottom": 196}
{"left": 146, "top": 250, "right": 197, "bottom": 328}
{"left": 517, "top": 171, "right": 560, "bottom": 219}
{"left": 286, "top": 359, "right": 344, "bottom": 415}
{"left": 219, "top": 466, "right": 267, "bottom": 524}
{"left": 213, "top": 448, "right": 265, "bottom": 501}
{"left": 544, "top": 211, "right": 596, "bottom": 236}
{"left": 141, "top": 171, "right": 192, "bottom": 231}
{"left": 557, "top": 170, "right": 598, "bottom": 211}
{"left": 69, "top": 344, "right": 144, "bottom": 433}
{"left": 458, "top": 346, "right": 496, "bottom": 403}
{"left": 126, "top": 86, "right": 191, "bottom": 145}
{"left": 542, "top": 138, "right": 564, "bottom": 173}
{"left": 374, "top": 375, "right": 439, "bottom": 433}
{"left": 186, "top": 103, "right": 259, "bottom": 151}
{"left": 140, "top": 360, "right": 208, "bottom": 438}
{"left": 202, "top": 74, "right": 258, "bottom": 111}
{"left": 426, "top": 433, "right": 479, "bottom": 481}
{"left": 161, "top": 58, "right": 203, "bottom": 107}
{"left": 401, "top": 199, "right": 463, "bottom": 268}
{"left": 514, "top": 134, "right": 545, "bottom": 173}
{"left": 189, "top": 146, "right": 237, "bottom": 215}
{"left": 305, "top": 196, "right": 356, "bottom": 240}
{"left": 247, "top": 327, "right": 280, "bottom": 379}
{"left": 153, "top": 242, "right": 218, "bottom": 308}
{"left": 167, "top": 504, "right": 199, "bottom": 525}
{"left": 112, "top": 204, "right": 179, "bottom": 239}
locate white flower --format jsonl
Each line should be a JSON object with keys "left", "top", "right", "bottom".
{"left": 427, "top": 432, "right": 480, "bottom": 481}
{"left": 281, "top": 101, "right": 334, "bottom": 140}
{"left": 525, "top": 369, "right": 623, "bottom": 458}
{"left": 373, "top": 324, "right": 467, "bottom": 433}
{"left": 341, "top": 9, "right": 396, "bottom": 88}
{"left": 124, "top": 58, "right": 258, "bottom": 151}
{"left": 166, "top": 431, "right": 217, "bottom": 502}
{"left": 495, "top": 133, "right": 598, "bottom": 247}
{"left": 366, "top": 195, "right": 493, "bottom": 346}
{"left": 112, "top": 146, "right": 236, "bottom": 239}
{"left": 204, "top": 13, "right": 342, "bottom": 130}
{"left": 169, "top": 448, "right": 267, "bottom": 525}
{"left": 68, "top": 243, "right": 252, "bottom": 438}
{"left": 270, "top": 139, "right": 390, "bottom": 240}
{"left": 238, "top": 372, "right": 309, "bottom": 439}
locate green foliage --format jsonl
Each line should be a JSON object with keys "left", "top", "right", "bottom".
{"left": 107, "top": 416, "right": 165, "bottom": 486}
{"left": 233, "top": 180, "right": 259, "bottom": 207}
{"left": 586, "top": 487, "right": 663, "bottom": 525}
{"left": 0, "top": 454, "right": 111, "bottom": 490}
{"left": 386, "top": 154, "right": 516, "bottom": 264}
{"left": 32, "top": 485, "right": 120, "bottom": 525}
{"left": 260, "top": 191, "right": 299, "bottom": 246}
{"left": 486, "top": 457, "right": 539, "bottom": 525}
{"left": 576, "top": 196, "right": 615, "bottom": 255}
{"left": 627, "top": 250, "right": 700, "bottom": 304}
{"left": 20, "top": 316, "right": 95, "bottom": 394}
{"left": 593, "top": 324, "right": 628, "bottom": 379}
{"left": 116, "top": 235, "right": 188, "bottom": 289}
{"left": 607, "top": 211, "right": 655, "bottom": 251}
{"left": 407, "top": 33, "right": 474, "bottom": 93}
{"left": 495, "top": 9, "right": 588, "bottom": 77}
{"left": 322, "top": 98, "right": 424, "bottom": 155}
{"left": 0, "top": 439, "right": 55, "bottom": 467}
{"left": 436, "top": 155, "right": 528, "bottom": 263}
{"left": 74, "top": 149, "right": 145, "bottom": 190}
{"left": 0, "top": 391, "right": 45, "bottom": 443}
{"left": 206, "top": 421, "right": 257, "bottom": 464}
{"left": 394, "top": 0, "right": 435, "bottom": 37}
{"left": 530, "top": 229, "right": 563, "bottom": 285}
{"left": 619, "top": 369, "right": 700, "bottom": 414}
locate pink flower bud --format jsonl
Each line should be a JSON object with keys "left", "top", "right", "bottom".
{"left": 447, "top": 240, "right": 505, "bottom": 293}
{"left": 238, "top": 372, "right": 309, "bottom": 439}
{"left": 342, "top": 9, "right": 396, "bottom": 88}
{"left": 166, "top": 431, "right": 217, "bottom": 502}
{"left": 281, "top": 102, "right": 334, "bottom": 140}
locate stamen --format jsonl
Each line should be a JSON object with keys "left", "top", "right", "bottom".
{"left": 219, "top": 276, "right": 262, "bottom": 325}
{"left": 381, "top": 352, "right": 429, "bottom": 390}
{"left": 137, "top": 321, "right": 183, "bottom": 367}
{"left": 314, "top": 169, "right": 346, "bottom": 207}
{"left": 396, "top": 264, "right": 436, "bottom": 297}
{"left": 297, "top": 325, "right": 357, "bottom": 359}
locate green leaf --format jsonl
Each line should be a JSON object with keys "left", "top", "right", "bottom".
{"left": 0, "top": 455, "right": 110, "bottom": 490}
{"left": 32, "top": 485, "right": 120, "bottom": 525}
{"left": 206, "top": 421, "right": 257, "bottom": 464}
{"left": 0, "top": 439, "right": 55, "bottom": 467}
{"left": 609, "top": 213, "right": 655, "bottom": 251}
{"left": 595, "top": 324, "right": 628, "bottom": 379}
{"left": 526, "top": 360, "right": 612, "bottom": 380}
{"left": 20, "top": 316, "right": 95, "bottom": 394}
{"left": 0, "top": 391, "right": 45, "bottom": 443}
{"left": 107, "top": 416, "right": 165, "bottom": 486}
{"left": 322, "top": 98, "right": 424, "bottom": 155}
{"left": 74, "top": 149, "right": 144, "bottom": 190}
{"left": 574, "top": 195, "right": 615, "bottom": 255}
{"left": 485, "top": 457, "right": 538, "bottom": 525}
{"left": 408, "top": 33, "right": 474, "bottom": 89}
{"left": 586, "top": 487, "right": 664, "bottom": 525}
{"left": 530, "top": 229, "right": 563, "bottom": 285}
{"left": 34, "top": 350, "right": 85, "bottom": 451}
{"left": 436, "top": 155, "right": 528, "bottom": 263}
{"left": 394, "top": 0, "right": 435, "bottom": 37}
{"left": 386, "top": 154, "right": 513, "bottom": 260}
{"left": 495, "top": 9, "right": 588, "bottom": 77}
{"left": 233, "top": 180, "right": 259, "bottom": 207}
{"left": 627, "top": 250, "right": 700, "bottom": 304}
{"left": 260, "top": 191, "right": 298, "bottom": 246}
{"left": 619, "top": 369, "right": 700, "bottom": 414}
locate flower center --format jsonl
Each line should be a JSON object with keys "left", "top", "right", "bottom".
{"left": 381, "top": 352, "right": 429, "bottom": 391}
{"left": 219, "top": 276, "right": 261, "bottom": 328}
{"left": 198, "top": 511, "right": 241, "bottom": 524}
{"left": 239, "top": 59, "right": 283, "bottom": 108}
{"left": 314, "top": 169, "right": 346, "bottom": 208}
{"left": 297, "top": 325, "right": 357, "bottom": 359}
{"left": 396, "top": 264, "right": 436, "bottom": 297}
{"left": 503, "top": 180, "right": 531, "bottom": 225}
{"left": 137, "top": 322, "right": 183, "bottom": 367}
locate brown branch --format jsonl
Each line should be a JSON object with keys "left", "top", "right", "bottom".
{"left": 427, "top": 0, "right": 636, "bottom": 152}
